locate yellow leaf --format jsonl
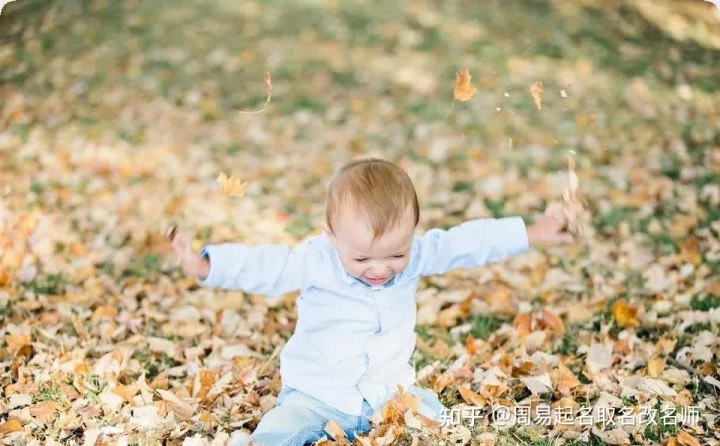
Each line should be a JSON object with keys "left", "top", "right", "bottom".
{"left": 648, "top": 357, "right": 665, "bottom": 378}
{"left": 530, "top": 81, "right": 544, "bottom": 109}
{"left": 612, "top": 299, "right": 639, "bottom": 328}
{"left": 454, "top": 67, "right": 477, "bottom": 102}
{"left": 0, "top": 419, "right": 22, "bottom": 435}
{"left": 217, "top": 172, "right": 247, "bottom": 198}
{"left": 111, "top": 384, "right": 139, "bottom": 403}
{"left": 677, "top": 430, "right": 701, "bottom": 446}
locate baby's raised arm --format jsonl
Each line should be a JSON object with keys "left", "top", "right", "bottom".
{"left": 167, "top": 226, "right": 311, "bottom": 296}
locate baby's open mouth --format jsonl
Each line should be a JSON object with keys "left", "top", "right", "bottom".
{"left": 365, "top": 276, "right": 390, "bottom": 284}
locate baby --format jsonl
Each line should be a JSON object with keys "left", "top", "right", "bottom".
{"left": 169, "top": 158, "right": 581, "bottom": 445}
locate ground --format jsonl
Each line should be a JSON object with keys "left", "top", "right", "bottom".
{"left": 0, "top": 0, "right": 719, "bottom": 445}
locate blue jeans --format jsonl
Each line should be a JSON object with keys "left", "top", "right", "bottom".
{"left": 251, "top": 386, "right": 444, "bottom": 446}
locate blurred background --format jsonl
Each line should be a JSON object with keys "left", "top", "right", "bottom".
{"left": 1, "top": 0, "right": 720, "bottom": 443}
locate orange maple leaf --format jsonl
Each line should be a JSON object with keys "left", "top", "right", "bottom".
{"left": 454, "top": 67, "right": 477, "bottom": 102}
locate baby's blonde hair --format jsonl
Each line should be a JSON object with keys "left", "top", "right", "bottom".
{"left": 326, "top": 158, "right": 420, "bottom": 244}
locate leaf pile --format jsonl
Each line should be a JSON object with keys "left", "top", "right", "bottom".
{"left": 1, "top": 0, "right": 719, "bottom": 445}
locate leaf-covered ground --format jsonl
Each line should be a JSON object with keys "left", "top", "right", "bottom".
{"left": 1, "top": 0, "right": 719, "bottom": 445}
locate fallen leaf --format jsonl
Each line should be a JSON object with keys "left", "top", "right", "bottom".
{"left": 539, "top": 308, "right": 565, "bottom": 335}
{"left": 520, "top": 373, "right": 553, "bottom": 395}
{"left": 217, "top": 173, "right": 247, "bottom": 198}
{"left": 324, "top": 420, "right": 347, "bottom": 440}
{"left": 586, "top": 343, "right": 613, "bottom": 373}
{"left": 0, "top": 419, "right": 22, "bottom": 435}
{"left": 530, "top": 81, "right": 544, "bottom": 109}
{"left": 612, "top": 299, "right": 639, "bottom": 328}
{"left": 648, "top": 357, "right": 665, "bottom": 378}
{"left": 29, "top": 400, "right": 58, "bottom": 425}
{"left": 457, "top": 385, "right": 485, "bottom": 406}
{"left": 677, "top": 430, "right": 701, "bottom": 446}
{"left": 466, "top": 334, "right": 477, "bottom": 356}
{"left": 454, "top": 67, "right": 477, "bottom": 102}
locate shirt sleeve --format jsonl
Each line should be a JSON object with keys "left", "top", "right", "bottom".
{"left": 408, "top": 216, "right": 530, "bottom": 277}
{"left": 196, "top": 240, "right": 313, "bottom": 296}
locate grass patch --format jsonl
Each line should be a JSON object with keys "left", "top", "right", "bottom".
{"left": 691, "top": 295, "right": 720, "bottom": 312}
{"left": 21, "top": 273, "right": 68, "bottom": 296}
{"left": 469, "top": 315, "right": 504, "bottom": 340}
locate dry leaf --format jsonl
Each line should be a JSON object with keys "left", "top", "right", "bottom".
{"left": 324, "top": 420, "right": 347, "bottom": 440}
{"left": 454, "top": 67, "right": 477, "bottom": 102}
{"left": 0, "top": 419, "right": 22, "bottom": 435}
{"left": 539, "top": 308, "right": 565, "bottom": 335}
{"left": 29, "top": 400, "right": 58, "bottom": 425}
{"left": 612, "top": 299, "right": 639, "bottom": 328}
{"left": 238, "top": 65, "right": 273, "bottom": 114}
{"left": 466, "top": 334, "right": 477, "bottom": 356}
{"left": 530, "top": 81, "right": 544, "bottom": 109}
{"left": 217, "top": 172, "right": 247, "bottom": 198}
{"left": 677, "top": 430, "right": 701, "bottom": 446}
{"left": 586, "top": 343, "right": 613, "bottom": 373}
{"left": 457, "top": 385, "right": 485, "bottom": 406}
{"left": 648, "top": 356, "right": 665, "bottom": 378}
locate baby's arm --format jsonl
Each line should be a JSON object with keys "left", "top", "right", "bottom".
{"left": 410, "top": 202, "right": 582, "bottom": 277}
{"left": 168, "top": 228, "right": 311, "bottom": 295}
{"left": 411, "top": 217, "right": 530, "bottom": 277}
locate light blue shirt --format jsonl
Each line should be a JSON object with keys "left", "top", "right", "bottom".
{"left": 199, "top": 217, "right": 529, "bottom": 416}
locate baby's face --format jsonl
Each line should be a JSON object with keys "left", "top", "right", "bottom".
{"left": 327, "top": 202, "right": 415, "bottom": 286}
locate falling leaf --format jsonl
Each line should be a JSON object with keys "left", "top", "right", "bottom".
{"left": 454, "top": 67, "right": 477, "bottom": 102}
{"left": 530, "top": 81, "right": 544, "bottom": 109}
{"left": 238, "top": 65, "right": 273, "bottom": 114}
{"left": 217, "top": 172, "right": 248, "bottom": 198}
{"left": 612, "top": 299, "right": 639, "bottom": 328}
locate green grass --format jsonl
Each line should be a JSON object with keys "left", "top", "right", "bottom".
{"left": 469, "top": 315, "right": 504, "bottom": 340}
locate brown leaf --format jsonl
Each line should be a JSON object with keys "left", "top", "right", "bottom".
{"left": 677, "top": 430, "right": 701, "bottom": 446}
{"left": 539, "top": 309, "right": 565, "bottom": 335}
{"left": 432, "top": 372, "right": 454, "bottom": 393}
{"left": 29, "top": 401, "right": 59, "bottom": 425}
{"left": 5, "top": 333, "right": 31, "bottom": 352}
{"left": 457, "top": 385, "right": 485, "bottom": 406}
{"left": 0, "top": 419, "right": 22, "bottom": 435}
{"left": 530, "top": 81, "right": 544, "bottom": 109}
{"left": 466, "top": 334, "right": 477, "bottom": 356}
{"left": 454, "top": 67, "right": 477, "bottom": 102}
{"left": 612, "top": 299, "right": 639, "bottom": 328}
{"left": 552, "top": 362, "right": 581, "bottom": 395}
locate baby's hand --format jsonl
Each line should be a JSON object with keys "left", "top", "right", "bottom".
{"left": 527, "top": 200, "right": 585, "bottom": 246}
{"left": 166, "top": 224, "right": 210, "bottom": 280}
